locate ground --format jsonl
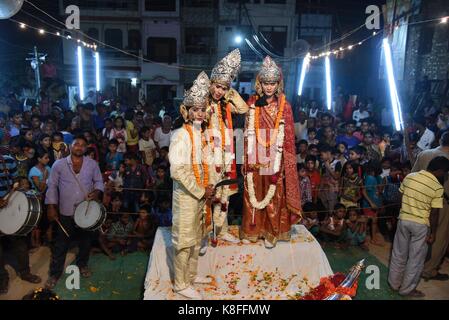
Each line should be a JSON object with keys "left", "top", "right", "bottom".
{"left": 1, "top": 238, "right": 449, "bottom": 300}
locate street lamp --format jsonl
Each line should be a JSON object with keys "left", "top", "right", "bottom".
{"left": 234, "top": 35, "right": 243, "bottom": 45}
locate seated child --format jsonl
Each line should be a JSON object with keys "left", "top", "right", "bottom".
{"left": 320, "top": 203, "right": 347, "bottom": 244}
{"left": 133, "top": 205, "right": 157, "bottom": 252}
{"left": 302, "top": 202, "right": 319, "bottom": 237}
{"left": 107, "top": 213, "right": 135, "bottom": 255}
{"left": 345, "top": 206, "right": 369, "bottom": 251}
{"left": 154, "top": 196, "right": 173, "bottom": 227}
{"left": 139, "top": 191, "right": 155, "bottom": 209}
{"left": 97, "top": 218, "right": 116, "bottom": 260}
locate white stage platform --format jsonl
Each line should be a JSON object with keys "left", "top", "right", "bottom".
{"left": 143, "top": 225, "right": 333, "bottom": 300}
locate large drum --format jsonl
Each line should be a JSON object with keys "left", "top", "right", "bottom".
{"left": 0, "top": 191, "right": 41, "bottom": 236}
{"left": 74, "top": 200, "right": 107, "bottom": 231}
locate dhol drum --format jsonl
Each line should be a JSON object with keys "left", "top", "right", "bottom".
{"left": 0, "top": 191, "right": 41, "bottom": 236}
{"left": 74, "top": 200, "right": 107, "bottom": 231}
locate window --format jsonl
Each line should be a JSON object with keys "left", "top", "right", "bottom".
{"left": 185, "top": 28, "right": 215, "bottom": 54}
{"left": 259, "top": 26, "right": 287, "bottom": 55}
{"left": 183, "top": 0, "right": 214, "bottom": 7}
{"left": 145, "top": 0, "right": 176, "bottom": 11}
{"left": 147, "top": 37, "right": 177, "bottom": 63}
{"left": 128, "top": 30, "right": 141, "bottom": 51}
{"left": 264, "top": 0, "right": 286, "bottom": 3}
{"left": 418, "top": 26, "right": 434, "bottom": 54}
{"left": 105, "top": 29, "right": 123, "bottom": 49}
{"left": 87, "top": 27, "right": 99, "bottom": 41}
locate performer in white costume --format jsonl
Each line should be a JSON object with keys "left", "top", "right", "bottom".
{"left": 169, "top": 72, "right": 215, "bottom": 300}
{"left": 206, "top": 49, "right": 249, "bottom": 246}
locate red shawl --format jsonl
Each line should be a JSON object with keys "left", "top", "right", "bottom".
{"left": 247, "top": 95, "right": 302, "bottom": 216}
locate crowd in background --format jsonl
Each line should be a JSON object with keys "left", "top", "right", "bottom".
{"left": 1, "top": 80, "right": 449, "bottom": 274}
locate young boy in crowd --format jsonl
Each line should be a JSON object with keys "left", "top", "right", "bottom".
{"left": 297, "top": 163, "right": 312, "bottom": 204}
{"left": 349, "top": 146, "right": 364, "bottom": 175}
{"left": 320, "top": 203, "right": 347, "bottom": 245}
{"left": 305, "top": 155, "right": 321, "bottom": 203}
{"left": 123, "top": 152, "right": 149, "bottom": 212}
{"left": 318, "top": 144, "right": 341, "bottom": 215}
{"left": 336, "top": 142, "right": 348, "bottom": 166}
{"left": 360, "top": 132, "right": 382, "bottom": 163}
{"left": 107, "top": 213, "right": 135, "bottom": 256}
{"left": 336, "top": 120, "right": 360, "bottom": 150}
{"left": 51, "top": 132, "right": 69, "bottom": 161}
{"left": 154, "top": 196, "right": 173, "bottom": 227}
{"left": 139, "top": 126, "right": 157, "bottom": 167}
{"left": 133, "top": 205, "right": 157, "bottom": 252}
{"left": 380, "top": 162, "right": 403, "bottom": 241}
{"left": 307, "top": 128, "right": 319, "bottom": 145}
{"left": 302, "top": 202, "right": 320, "bottom": 237}
{"left": 9, "top": 137, "right": 32, "bottom": 178}
{"left": 296, "top": 140, "right": 308, "bottom": 164}
{"left": 105, "top": 139, "right": 123, "bottom": 171}
{"left": 139, "top": 191, "right": 154, "bottom": 209}
{"left": 152, "top": 146, "right": 170, "bottom": 170}
{"left": 380, "top": 157, "right": 392, "bottom": 179}
{"left": 345, "top": 207, "right": 369, "bottom": 250}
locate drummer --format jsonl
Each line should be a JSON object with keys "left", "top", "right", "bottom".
{"left": 0, "top": 153, "right": 41, "bottom": 295}
{"left": 44, "top": 135, "right": 104, "bottom": 290}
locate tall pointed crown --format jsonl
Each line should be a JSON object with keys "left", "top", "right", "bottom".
{"left": 182, "top": 71, "right": 210, "bottom": 107}
{"left": 210, "top": 49, "right": 241, "bottom": 87}
{"left": 258, "top": 56, "right": 281, "bottom": 83}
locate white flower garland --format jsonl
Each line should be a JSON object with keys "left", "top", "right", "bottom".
{"left": 246, "top": 104, "right": 285, "bottom": 210}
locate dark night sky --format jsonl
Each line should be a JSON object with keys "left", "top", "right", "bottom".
{"left": 1, "top": 0, "right": 387, "bottom": 95}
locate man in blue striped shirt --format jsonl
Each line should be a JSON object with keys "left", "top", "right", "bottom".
{"left": 0, "top": 154, "right": 42, "bottom": 295}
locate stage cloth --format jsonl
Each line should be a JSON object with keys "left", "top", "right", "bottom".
{"left": 143, "top": 225, "right": 333, "bottom": 300}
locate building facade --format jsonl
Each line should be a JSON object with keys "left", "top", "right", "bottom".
{"left": 59, "top": 0, "right": 141, "bottom": 104}
{"left": 385, "top": 0, "right": 449, "bottom": 110}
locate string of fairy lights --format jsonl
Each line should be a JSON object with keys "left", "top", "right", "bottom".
{"left": 13, "top": 18, "right": 98, "bottom": 50}
{"left": 3, "top": 2, "right": 449, "bottom": 132}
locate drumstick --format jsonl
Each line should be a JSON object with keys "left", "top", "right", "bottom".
{"left": 55, "top": 219, "right": 70, "bottom": 237}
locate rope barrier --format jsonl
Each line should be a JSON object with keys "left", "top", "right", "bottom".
{"left": 108, "top": 181, "right": 402, "bottom": 194}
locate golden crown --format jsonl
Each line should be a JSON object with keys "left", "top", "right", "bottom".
{"left": 182, "top": 71, "right": 210, "bottom": 107}
{"left": 258, "top": 56, "right": 281, "bottom": 83}
{"left": 210, "top": 49, "right": 241, "bottom": 87}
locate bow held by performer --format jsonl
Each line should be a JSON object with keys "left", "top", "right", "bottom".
{"left": 207, "top": 48, "right": 249, "bottom": 245}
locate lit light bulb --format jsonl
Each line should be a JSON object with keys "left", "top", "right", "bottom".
{"left": 441, "top": 17, "right": 448, "bottom": 24}
{"left": 234, "top": 35, "right": 243, "bottom": 44}
{"left": 20, "top": 23, "right": 26, "bottom": 29}
{"left": 348, "top": 45, "right": 353, "bottom": 50}
{"left": 39, "top": 29, "right": 45, "bottom": 34}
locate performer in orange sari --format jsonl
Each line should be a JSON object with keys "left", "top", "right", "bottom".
{"left": 241, "top": 56, "right": 302, "bottom": 248}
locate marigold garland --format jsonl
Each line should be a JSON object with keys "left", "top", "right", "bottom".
{"left": 255, "top": 94, "right": 286, "bottom": 148}
{"left": 184, "top": 123, "right": 209, "bottom": 187}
